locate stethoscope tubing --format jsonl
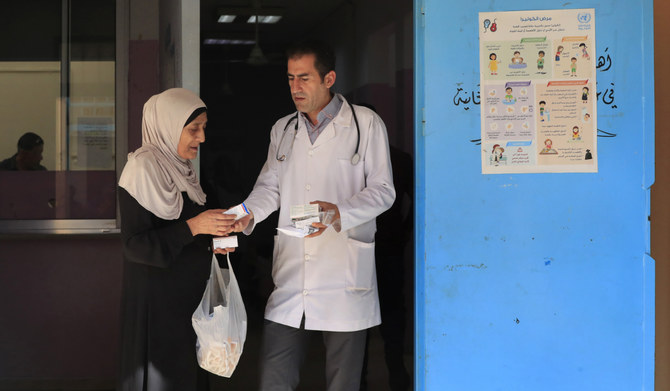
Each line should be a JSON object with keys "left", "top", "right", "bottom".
{"left": 277, "top": 101, "right": 361, "bottom": 165}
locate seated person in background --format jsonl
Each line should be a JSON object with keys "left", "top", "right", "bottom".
{"left": 0, "top": 132, "right": 47, "bottom": 170}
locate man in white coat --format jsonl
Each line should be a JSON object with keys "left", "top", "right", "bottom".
{"left": 234, "top": 40, "right": 396, "bottom": 391}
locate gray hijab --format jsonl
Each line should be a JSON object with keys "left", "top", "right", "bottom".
{"left": 119, "top": 88, "right": 207, "bottom": 220}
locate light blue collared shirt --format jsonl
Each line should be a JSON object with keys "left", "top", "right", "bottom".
{"left": 300, "top": 94, "right": 343, "bottom": 144}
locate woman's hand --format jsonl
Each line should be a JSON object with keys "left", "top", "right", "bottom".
{"left": 186, "top": 209, "right": 237, "bottom": 236}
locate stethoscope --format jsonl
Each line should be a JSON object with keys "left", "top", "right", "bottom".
{"left": 276, "top": 100, "right": 361, "bottom": 165}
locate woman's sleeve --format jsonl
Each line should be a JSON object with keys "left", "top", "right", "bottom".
{"left": 119, "top": 187, "right": 195, "bottom": 268}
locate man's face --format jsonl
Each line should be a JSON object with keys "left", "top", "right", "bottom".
{"left": 177, "top": 112, "right": 207, "bottom": 160}
{"left": 287, "top": 54, "right": 335, "bottom": 121}
{"left": 18, "top": 145, "right": 43, "bottom": 170}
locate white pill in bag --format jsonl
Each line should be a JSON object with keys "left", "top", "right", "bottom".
{"left": 192, "top": 254, "right": 247, "bottom": 377}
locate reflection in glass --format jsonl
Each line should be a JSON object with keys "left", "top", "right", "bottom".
{"left": 0, "top": 0, "right": 116, "bottom": 224}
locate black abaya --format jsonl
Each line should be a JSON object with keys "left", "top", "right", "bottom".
{"left": 117, "top": 188, "right": 212, "bottom": 391}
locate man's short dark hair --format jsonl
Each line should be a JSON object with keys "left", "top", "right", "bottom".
{"left": 17, "top": 132, "right": 44, "bottom": 151}
{"left": 286, "top": 40, "right": 335, "bottom": 80}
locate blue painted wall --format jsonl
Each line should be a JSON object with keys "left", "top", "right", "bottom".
{"left": 414, "top": 1, "right": 654, "bottom": 389}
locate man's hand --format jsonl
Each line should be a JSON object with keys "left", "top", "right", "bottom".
{"left": 232, "top": 210, "right": 253, "bottom": 233}
{"left": 306, "top": 200, "right": 341, "bottom": 238}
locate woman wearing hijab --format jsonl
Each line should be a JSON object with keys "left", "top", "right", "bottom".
{"left": 118, "top": 88, "right": 235, "bottom": 391}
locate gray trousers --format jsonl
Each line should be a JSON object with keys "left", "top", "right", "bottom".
{"left": 259, "top": 319, "right": 367, "bottom": 391}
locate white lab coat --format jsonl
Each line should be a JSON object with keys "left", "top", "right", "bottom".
{"left": 243, "top": 94, "right": 396, "bottom": 332}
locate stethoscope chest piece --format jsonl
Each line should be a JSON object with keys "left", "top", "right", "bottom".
{"left": 351, "top": 153, "right": 360, "bottom": 165}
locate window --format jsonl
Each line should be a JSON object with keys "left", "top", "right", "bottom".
{"left": 0, "top": 0, "right": 118, "bottom": 233}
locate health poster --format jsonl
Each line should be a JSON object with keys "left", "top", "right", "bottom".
{"left": 479, "top": 9, "right": 596, "bottom": 174}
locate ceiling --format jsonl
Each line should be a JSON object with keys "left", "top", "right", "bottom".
{"left": 200, "top": 0, "right": 349, "bottom": 63}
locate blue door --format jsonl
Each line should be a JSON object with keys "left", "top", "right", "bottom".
{"left": 414, "top": 1, "right": 654, "bottom": 389}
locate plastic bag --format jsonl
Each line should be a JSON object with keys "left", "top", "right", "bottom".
{"left": 192, "top": 253, "right": 247, "bottom": 377}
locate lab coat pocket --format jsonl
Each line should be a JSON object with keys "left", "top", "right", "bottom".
{"left": 345, "top": 238, "right": 376, "bottom": 290}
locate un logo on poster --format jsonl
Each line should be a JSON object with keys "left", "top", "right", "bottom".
{"left": 577, "top": 12, "right": 591, "bottom": 24}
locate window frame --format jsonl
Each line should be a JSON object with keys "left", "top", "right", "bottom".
{"left": 0, "top": 0, "right": 127, "bottom": 235}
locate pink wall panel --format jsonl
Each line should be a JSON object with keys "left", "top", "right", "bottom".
{"left": 128, "top": 40, "right": 160, "bottom": 153}
{"left": 0, "top": 236, "right": 122, "bottom": 382}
